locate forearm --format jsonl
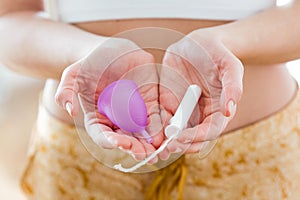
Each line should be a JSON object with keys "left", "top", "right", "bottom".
{"left": 0, "top": 11, "right": 105, "bottom": 79}
{"left": 207, "top": 1, "right": 300, "bottom": 65}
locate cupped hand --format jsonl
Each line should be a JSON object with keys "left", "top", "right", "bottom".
{"left": 159, "top": 29, "right": 244, "bottom": 159}
{"left": 55, "top": 37, "right": 163, "bottom": 162}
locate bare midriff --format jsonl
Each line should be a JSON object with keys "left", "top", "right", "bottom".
{"left": 42, "top": 18, "right": 297, "bottom": 134}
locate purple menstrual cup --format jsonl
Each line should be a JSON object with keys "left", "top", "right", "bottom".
{"left": 97, "top": 80, "right": 152, "bottom": 143}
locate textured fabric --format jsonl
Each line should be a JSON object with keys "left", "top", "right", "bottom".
{"left": 21, "top": 104, "right": 155, "bottom": 200}
{"left": 21, "top": 90, "right": 300, "bottom": 200}
{"left": 145, "top": 156, "right": 187, "bottom": 200}
{"left": 183, "top": 91, "right": 300, "bottom": 200}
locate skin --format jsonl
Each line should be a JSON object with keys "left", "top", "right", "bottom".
{"left": 158, "top": 33, "right": 243, "bottom": 158}
{"left": 0, "top": 0, "right": 299, "bottom": 161}
{"left": 55, "top": 40, "right": 163, "bottom": 162}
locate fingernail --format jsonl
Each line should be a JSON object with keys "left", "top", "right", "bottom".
{"left": 149, "top": 156, "right": 158, "bottom": 164}
{"left": 227, "top": 100, "right": 236, "bottom": 117}
{"left": 199, "top": 141, "right": 209, "bottom": 151}
{"left": 131, "top": 153, "right": 136, "bottom": 160}
{"left": 108, "top": 137, "right": 118, "bottom": 146}
{"left": 160, "top": 154, "right": 170, "bottom": 161}
{"left": 183, "top": 139, "right": 192, "bottom": 144}
{"left": 118, "top": 146, "right": 124, "bottom": 151}
{"left": 66, "top": 102, "right": 72, "bottom": 116}
{"left": 118, "top": 146, "right": 134, "bottom": 156}
{"left": 175, "top": 147, "right": 182, "bottom": 153}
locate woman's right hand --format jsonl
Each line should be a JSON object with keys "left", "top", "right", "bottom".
{"left": 55, "top": 37, "right": 163, "bottom": 162}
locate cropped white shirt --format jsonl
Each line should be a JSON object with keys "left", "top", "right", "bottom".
{"left": 44, "top": 0, "right": 276, "bottom": 23}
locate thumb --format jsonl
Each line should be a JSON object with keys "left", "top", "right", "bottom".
{"left": 55, "top": 62, "right": 81, "bottom": 117}
{"left": 219, "top": 51, "right": 244, "bottom": 117}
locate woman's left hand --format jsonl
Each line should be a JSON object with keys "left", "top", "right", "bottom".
{"left": 159, "top": 29, "right": 244, "bottom": 159}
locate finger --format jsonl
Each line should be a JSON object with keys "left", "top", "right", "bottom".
{"left": 128, "top": 137, "right": 147, "bottom": 161}
{"left": 156, "top": 105, "right": 176, "bottom": 161}
{"left": 167, "top": 139, "right": 185, "bottom": 154}
{"left": 86, "top": 126, "right": 127, "bottom": 149}
{"left": 166, "top": 139, "right": 199, "bottom": 154}
{"left": 158, "top": 139, "right": 172, "bottom": 161}
{"left": 158, "top": 148, "right": 172, "bottom": 161}
{"left": 146, "top": 112, "right": 164, "bottom": 148}
{"left": 115, "top": 129, "right": 148, "bottom": 161}
{"left": 167, "top": 140, "right": 198, "bottom": 154}
{"left": 55, "top": 62, "right": 81, "bottom": 117}
{"left": 218, "top": 50, "right": 244, "bottom": 117}
{"left": 89, "top": 119, "right": 149, "bottom": 161}
{"left": 167, "top": 138, "right": 218, "bottom": 157}
{"left": 173, "top": 141, "right": 217, "bottom": 155}
{"left": 83, "top": 111, "right": 131, "bottom": 149}
{"left": 160, "top": 53, "right": 189, "bottom": 114}
{"left": 118, "top": 137, "right": 157, "bottom": 164}
{"left": 115, "top": 135, "right": 147, "bottom": 161}
{"left": 176, "top": 111, "right": 230, "bottom": 144}
{"left": 143, "top": 142, "right": 158, "bottom": 164}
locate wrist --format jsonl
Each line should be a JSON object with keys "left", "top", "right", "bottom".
{"left": 68, "top": 33, "right": 107, "bottom": 66}
{"left": 190, "top": 25, "right": 243, "bottom": 61}
{"left": 214, "top": 25, "right": 244, "bottom": 61}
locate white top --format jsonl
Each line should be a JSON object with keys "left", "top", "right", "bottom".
{"left": 44, "top": 0, "right": 276, "bottom": 23}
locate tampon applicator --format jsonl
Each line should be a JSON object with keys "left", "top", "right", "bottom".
{"left": 165, "top": 84, "right": 218, "bottom": 159}
{"left": 164, "top": 85, "right": 201, "bottom": 138}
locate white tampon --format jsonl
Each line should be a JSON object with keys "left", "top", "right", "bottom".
{"left": 165, "top": 85, "right": 201, "bottom": 138}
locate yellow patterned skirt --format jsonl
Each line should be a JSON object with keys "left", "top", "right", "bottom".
{"left": 21, "top": 91, "right": 300, "bottom": 200}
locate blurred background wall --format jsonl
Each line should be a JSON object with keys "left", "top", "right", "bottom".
{"left": 0, "top": 65, "right": 44, "bottom": 199}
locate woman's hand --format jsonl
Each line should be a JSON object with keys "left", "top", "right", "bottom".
{"left": 159, "top": 29, "right": 244, "bottom": 159}
{"left": 55, "top": 37, "right": 163, "bottom": 162}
